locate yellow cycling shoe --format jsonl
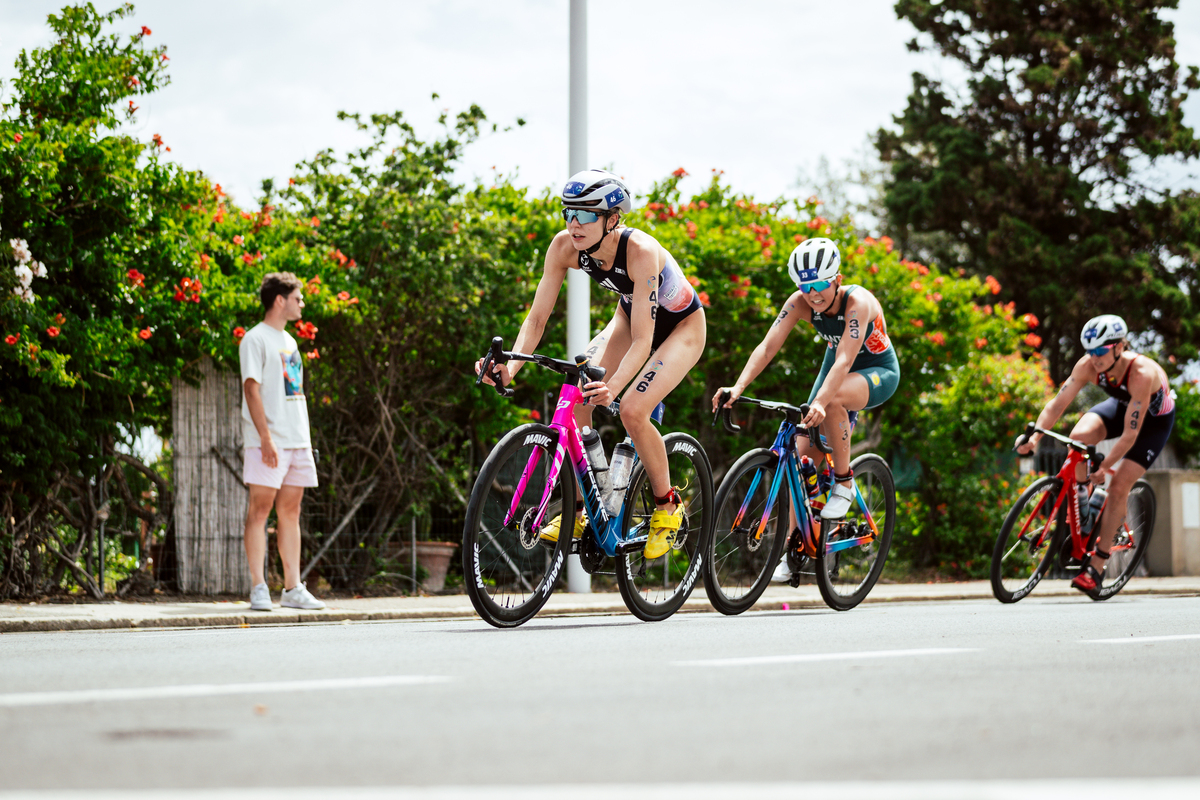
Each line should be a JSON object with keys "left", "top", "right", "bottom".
{"left": 539, "top": 512, "right": 586, "bottom": 543}
{"left": 645, "top": 504, "right": 684, "bottom": 560}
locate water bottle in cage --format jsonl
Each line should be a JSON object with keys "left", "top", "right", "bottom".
{"left": 1083, "top": 487, "right": 1107, "bottom": 535}
{"left": 605, "top": 439, "right": 637, "bottom": 516}
{"left": 799, "top": 456, "right": 819, "bottom": 498}
{"left": 581, "top": 427, "right": 611, "bottom": 498}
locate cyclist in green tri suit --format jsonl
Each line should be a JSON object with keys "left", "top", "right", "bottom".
{"left": 713, "top": 238, "right": 900, "bottom": 577}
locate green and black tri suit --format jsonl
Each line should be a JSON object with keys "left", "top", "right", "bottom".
{"left": 806, "top": 285, "right": 900, "bottom": 409}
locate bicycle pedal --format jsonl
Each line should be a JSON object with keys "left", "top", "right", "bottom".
{"left": 787, "top": 574, "right": 801, "bottom": 588}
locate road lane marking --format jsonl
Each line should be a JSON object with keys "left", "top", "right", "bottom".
{"left": 3, "top": 779, "right": 1200, "bottom": 799}
{"left": 672, "top": 647, "right": 977, "bottom": 667}
{"left": 0, "top": 675, "right": 451, "bottom": 708}
{"left": 1083, "top": 633, "right": 1200, "bottom": 644}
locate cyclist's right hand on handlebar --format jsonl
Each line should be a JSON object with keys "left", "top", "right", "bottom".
{"left": 1014, "top": 426, "right": 1038, "bottom": 455}
{"left": 711, "top": 386, "right": 741, "bottom": 413}
{"left": 475, "top": 358, "right": 511, "bottom": 389}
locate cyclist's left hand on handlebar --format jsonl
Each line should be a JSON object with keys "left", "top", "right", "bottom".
{"left": 582, "top": 380, "right": 613, "bottom": 407}
{"left": 711, "top": 386, "right": 741, "bottom": 413}
{"left": 475, "top": 358, "right": 511, "bottom": 388}
{"left": 802, "top": 400, "right": 826, "bottom": 428}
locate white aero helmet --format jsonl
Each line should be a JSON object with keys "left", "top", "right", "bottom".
{"left": 787, "top": 237, "right": 841, "bottom": 287}
{"left": 561, "top": 169, "right": 633, "bottom": 214}
{"left": 1080, "top": 314, "right": 1128, "bottom": 350}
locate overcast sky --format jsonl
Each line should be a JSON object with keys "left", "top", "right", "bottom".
{"left": 2, "top": 1, "right": 1198, "bottom": 212}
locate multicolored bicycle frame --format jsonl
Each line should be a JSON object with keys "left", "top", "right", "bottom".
{"left": 725, "top": 400, "right": 882, "bottom": 558}
{"left": 496, "top": 359, "right": 664, "bottom": 558}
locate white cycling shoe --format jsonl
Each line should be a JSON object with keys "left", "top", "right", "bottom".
{"left": 820, "top": 483, "right": 856, "bottom": 520}
{"left": 770, "top": 556, "right": 793, "bottom": 583}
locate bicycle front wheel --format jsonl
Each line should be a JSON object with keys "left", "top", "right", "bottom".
{"left": 704, "top": 448, "right": 790, "bottom": 615}
{"left": 815, "top": 453, "right": 895, "bottom": 611}
{"left": 990, "top": 476, "right": 1064, "bottom": 603}
{"left": 463, "top": 423, "right": 576, "bottom": 628}
{"left": 1092, "top": 479, "right": 1156, "bottom": 601}
{"left": 616, "top": 432, "right": 714, "bottom": 622}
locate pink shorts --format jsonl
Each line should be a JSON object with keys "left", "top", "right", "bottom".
{"left": 243, "top": 447, "right": 319, "bottom": 490}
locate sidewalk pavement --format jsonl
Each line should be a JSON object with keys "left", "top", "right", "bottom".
{"left": 2, "top": 577, "right": 1198, "bottom": 634}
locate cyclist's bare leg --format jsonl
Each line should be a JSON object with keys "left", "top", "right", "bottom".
{"left": 1088, "top": 459, "right": 1145, "bottom": 574}
{"left": 619, "top": 312, "right": 706, "bottom": 508}
{"left": 1068, "top": 412, "right": 1108, "bottom": 484}
{"left": 567, "top": 314, "right": 629, "bottom": 518}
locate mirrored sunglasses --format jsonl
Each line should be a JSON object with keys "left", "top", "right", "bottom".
{"left": 800, "top": 279, "right": 833, "bottom": 294}
{"left": 561, "top": 208, "right": 602, "bottom": 225}
{"left": 1086, "top": 344, "right": 1114, "bottom": 357}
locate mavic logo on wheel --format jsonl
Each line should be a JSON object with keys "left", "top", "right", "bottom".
{"left": 679, "top": 554, "right": 701, "bottom": 595}
{"left": 473, "top": 543, "right": 484, "bottom": 589}
{"left": 672, "top": 442, "right": 697, "bottom": 457}
{"left": 524, "top": 433, "right": 552, "bottom": 448}
{"left": 543, "top": 551, "right": 564, "bottom": 597}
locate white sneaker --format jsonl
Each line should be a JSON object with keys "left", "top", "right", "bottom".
{"left": 770, "top": 556, "right": 792, "bottom": 583}
{"left": 280, "top": 582, "right": 326, "bottom": 610}
{"left": 821, "top": 483, "right": 856, "bottom": 520}
{"left": 249, "top": 582, "right": 272, "bottom": 611}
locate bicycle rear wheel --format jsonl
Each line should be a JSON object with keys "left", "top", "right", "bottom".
{"left": 463, "top": 423, "right": 575, "bottom": 628}
{"left": 815, "top": 453, "right": 895, "bottom": 611}
{"left": 616, "top": 432, "right": 713, "bottom": 622}
{"left": 703, "top": 448, "right": 790, "bottom": 615}
{"left": 1092, "top": 479, "right": 1156, "bottom": 601}
{"left": 990, "top": 476, "right": 1064, "bottom": 603}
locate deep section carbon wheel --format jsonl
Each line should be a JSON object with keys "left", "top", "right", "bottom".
{"left": 616, "top": 432, "right": 713, "bottom": 622}
{"left": 463, "top": 424, "right": 575, "bottom": 628}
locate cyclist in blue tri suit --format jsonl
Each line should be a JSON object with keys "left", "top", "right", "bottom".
{"left": 1016, "top": 314, "right": 1175, "bottom": 594}
{"left": 713, "top": 237, "right": 901, "bottom": 581}
{"left": 476, "top": 169, "right": 706, "bottom": 559}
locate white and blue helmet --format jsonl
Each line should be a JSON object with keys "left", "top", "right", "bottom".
{"left": 1080, "top": 314, "right": 1128, "bottom": 350}
{"left": 787, "top": 237, "right": 841, "bottom": 287}
{"left": 561, "top": 169, "right": 633, "bottom": 213}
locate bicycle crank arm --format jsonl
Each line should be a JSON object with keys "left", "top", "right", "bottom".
{"left": 615, "top": 535, "right": 650, "bottom": 556}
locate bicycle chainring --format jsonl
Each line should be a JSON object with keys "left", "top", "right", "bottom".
{"left": 578, "top": 525, "right": 606, "bottom": 574}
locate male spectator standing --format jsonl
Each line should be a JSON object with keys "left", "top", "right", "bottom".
{"left": 240, "top": 272, "right": 325, "bottom": 611}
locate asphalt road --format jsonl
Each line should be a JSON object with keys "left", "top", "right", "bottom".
{"left": 2, "top": 594, "right": 1199, "bottom": 796}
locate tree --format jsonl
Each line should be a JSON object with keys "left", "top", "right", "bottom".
{"left": 877, "top": 0, "right": 1200, "bottom": 381}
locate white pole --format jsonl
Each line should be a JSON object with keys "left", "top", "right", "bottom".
{"left": 567, "top": 0, "right": 591, "bottom": 594}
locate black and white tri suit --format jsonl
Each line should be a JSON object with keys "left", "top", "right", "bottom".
{"left": 577, "top": 228, "right": 702, "bottom": 351}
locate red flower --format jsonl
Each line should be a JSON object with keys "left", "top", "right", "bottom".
{"left": 729, "top": 274, "right": 740, "bottom": 283}
{"left": 698, "top": 201, "right": 709, "bottom": 209}
{"left": 1023, "top": 313, "right": 1039, "bottom": 328}
{"left": 181, "top": 277, "right": 192, "bottom": 290}
{"left": 127, "top": 269, "right": 145, "bottom": 287}
{"left": 698, "top": 291, "right": 711, "bottom": 307}
{"left": 1024, "top": 333, "right": 1043, "bottom": 348}
{"left": 233, "top": 326, "right": 246, "bottom": 340}
{"left": 869, "top": 265, "right": 879, "bottom": 274}
{"left": 288, "top": 178, "right": 296, "bottom": 185}
{"left": 912, "top": 319, "right": 925, "bottom": 328}
{"left": 910, "top": 281, "right": 922, "bottom": 291}
{"left": 13, "top": 133, "right": 22, "bottom": 143}
{"left": 687, "top": 275, "right": 700, "bottom": 287}
{"left": 141, "top": 25, "right": 152, "bottom": 35}
{"left": 139, "top": 328, "right": 152, "bottom": 340}
{"left": 54, "top": 313, "right": 65, "bottom": 325}
{"left": 28, "top": 344, "right": 38, "bottom": 360}
{"left": 347, "top": 259, "right": 357, "bottom": 269}
{"left": 310, "top": 216, "right": 320, "bottom": 227}
{"left": 526, "top": 232, "right": 537, "bottom": 240}
{"left": 128, "top": 77, "right": 140, "bottom": 86}
{"left": 199, "top": 254, "right": 211, "bottom": 270}
{"left": 974, "top": 337, "right": 988, "bottom": 349}
{"left": 306, "top": 349, "right": 320, "bottom": 360}
{"left": 337, "top": 291, "right": 350, "bottom": 301}
{"left": 530, "top": 409, "right": 542, "bottom": 421}
{"left": 127, "top": 101, "right": 138, "bottom": 113}
{"left": 917, "top": 265, "right": 930, "bottom": 276}
{"left": 174, "top": 290, "right": 185, "bottom": 302}
{"left": 160, "top": 53, "right": 169, "bottom": 62}
{"left": 731, "top": 288, "right": 748, "bottom": 299}
{"left": 152, "top": 133, "right": 164, "bottom": 147}
{"left": 925, "top": 331, "right": 945, "bottom": 346}
{"left": 348, "top": 297, "right": 359, "bottom": 304}
{"left": 672, "top": 167, "right": 688, "bottom": 178}
{"left": 233, "top": 235, "right": 244, "bottom": 245}
{"left": 4, "top": 334, "right": 19, "bottom": 346}
{"left": 686, "top": 221, "right": 698, "bottom": 239}
{"left": 241, "top": 253, "right": 254, "bottom": 265}
{"left": 985, "top": 275, "right": 1002, "bottom": 295}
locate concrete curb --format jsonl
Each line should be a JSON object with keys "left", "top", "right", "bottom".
{"left": 2, "top": 578, "right": 1197, "bottom": 633}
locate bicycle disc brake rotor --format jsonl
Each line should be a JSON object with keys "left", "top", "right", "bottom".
{"left": 518, "top": 507, "right": 543, "bottom": 551}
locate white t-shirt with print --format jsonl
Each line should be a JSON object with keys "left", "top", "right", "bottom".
{"left": 239, "top": 322, "right": 312, "bottom": 449}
